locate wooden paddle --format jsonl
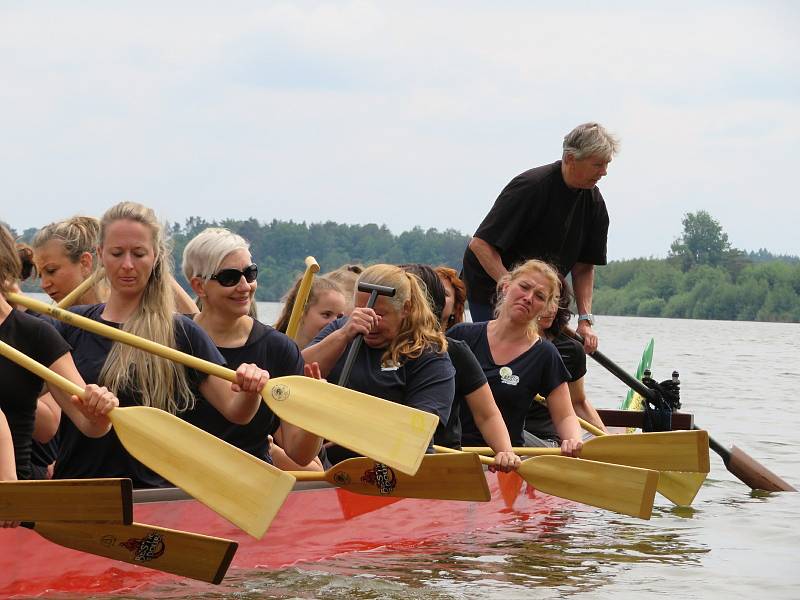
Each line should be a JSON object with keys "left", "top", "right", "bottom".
{"left": 22, "top": 521, "right": 237, "bottom": 584}
{"left": 57, "top": 268, "right": 105, "bottom": 308}
{"left": 292, "top": 453, "right": 491, "bottom": 501}
{"left": 9, "top": 292, "right": 438, "bottom": 477}
{"left": 565, "top": 328, "right": 797, "bottom": 493}
{"left": 462, "top": 430, "right": 709, "bottom": 472}
{"left": 284, "top": 256, "right": 320, "bottom": 340}
{"left": 0, "top": 338, "right": 295, "bottom": 539}
{"left": 0, "top": 478, "right": 132, "bottom": 523}
{"left": 434, "top": 445, "right": 658, "bottom": 519}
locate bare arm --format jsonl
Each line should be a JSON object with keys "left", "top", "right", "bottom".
{"left": 268, "top": 363, "right": 324, "bottom": 467}
{"left": 468, "top": 237, "right": 509, "bottom": 283}
{"left": 0, "top": 409, "right": 16, "bottom": 481}
{"left": 32, "top": 393, "right": 61, "bottom": 443}
{"left": 46, "top": 354, "right": 116, "bottom": 438}
{"left": 571, "top": 262, "right": 598, "bottom": 352}
{"left": 199, "top": 363, "right": 268, "bottom": 425}
{"left": 545, "top": 382, "right": 584, "bottom": 456}
{"left": 464, "top": 383, "right": 520, "bottom": 472}
{"left": 301, "top": 308, "right": 376, "bottom": 378}
{"left": 567, "top": 378, "right": 608, "bottom": 433}
{"left": 170, "top": 276, "right": 199, "bottom": 316}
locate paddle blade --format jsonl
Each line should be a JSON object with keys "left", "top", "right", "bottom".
{"left": 582, "top": 431, "right": 710, "bottom": 473}
{"left": 517, "top": 456, "right": 658, "bottom": 519}
{"left": 319, "top": 454, "right": 490, "bottom": 501}
{"left": 264, "top": 376, "right": 438, "bottom": 476}
{"left": 110, "top": 407, "right": 295, "bottom": 539}
{"left": 657, "top": 472, "right": 707, "bottom": 506}
{"left": 726, "top": 446, "right": 797, "bottom": 492}
{"left": 0, "top": 479, "right": 132, "bottom": 523}
{"left": 26, "top": 521, "right": 237, "bottom": 584}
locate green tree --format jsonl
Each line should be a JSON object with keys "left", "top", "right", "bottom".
{"left": 669, "top": 210, "right": 732, "bottom": 271}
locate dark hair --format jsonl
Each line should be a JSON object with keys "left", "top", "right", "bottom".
{"left": 16, "top": 242, "right": 36, "bottom": 281}
{"left": 399, "top": 263, "right": 446, "bottom": 322}
{"left": 545, "top": 273, "right": 574, "bottom": 336}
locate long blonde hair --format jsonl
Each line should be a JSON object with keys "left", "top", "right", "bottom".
{"left": 494, "top": 259, "right": 561, "bottom": 338}
{"left": 98, "top": 202, "right": 194, "bottom": 414}
{"left": 32, "top": 215, "right": 108, "bottom": 300}
{"left": 357, "top": 264, "right": 447, "bottom": 367}
{"left": 0, "top": 225, "right": 21, "bottom": 294}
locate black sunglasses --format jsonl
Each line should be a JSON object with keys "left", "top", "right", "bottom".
{"left": 210, "top": 263, "right": 258, "bottom": 287}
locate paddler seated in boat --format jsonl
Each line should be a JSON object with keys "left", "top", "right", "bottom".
{"left": 447, "top": 259, "right": 584, "bottom": 456}
{"left": 181, "top": 227, "right": 323, "bottom": 471}
{"left": 401, "top": 264, "right": 521, "bottom": 472}
{"left": 0, "top": 223, "right": 119, "bottom": 490}
{"left": 47, "top": 202, "right": 270, "bottom": 488}
{"left": 274, "top": 275, "right": 347, "bottom": 351}
{"left": 302, "top": 263, "right": 455, "bottom": 464}
{"left": 322, "top": 264, "right": 363, "bottom": 315}
{"left": 435, "top": 266, "right": 467, "bottom": 330}
{"left": 528, "top": 273, "right": 607, "bottom": 440}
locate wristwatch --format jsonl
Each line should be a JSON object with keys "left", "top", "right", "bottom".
{"left": 578, "top": 313, "right": 595, "bottom": 326}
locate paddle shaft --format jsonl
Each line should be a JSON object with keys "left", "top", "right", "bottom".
{"left": 566, "top": 328, "right": 796, "bottom": 492}
{"left": 337, "top": 283, "right": 396, "bottom": 386}
{"left": 285, "top": 256, "right": 320, "bottom": 340}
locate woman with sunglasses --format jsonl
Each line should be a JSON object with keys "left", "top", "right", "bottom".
{"left": 182, "top": 228, "right": 322, "bottom": 469}
{"left": 48, "top": 203, "right": 270, "bottom": 488}
{"left": 435, "top": 266, "right": 467, "bottom": 329}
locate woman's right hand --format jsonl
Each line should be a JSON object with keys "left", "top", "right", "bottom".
{"left": 341, "top": 307, "right": 380, "bottom": 340}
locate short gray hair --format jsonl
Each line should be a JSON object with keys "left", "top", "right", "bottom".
{"left": 182, "top": 227, "right": 251, "bottom": 282}
{"left": 562, "top": 122, "right": 619, "bottom": 161}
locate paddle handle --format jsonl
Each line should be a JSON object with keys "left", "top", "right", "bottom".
{"left": 337, "top": 283, "right": 396, "bottom": 386}
{"left": 285, "top": 257, "right": 320, "bottom": 341}
{"left": 8, "top": 293, "right": 238, "bottom": 384}
{"left": 433, "top": 444, "right": 494, "bottom": 466}
{"left": 57, "top": 268, "right": 105, "bottom": 309}
{"left": 0, "top": 339, "right": 85, "bottom": 399}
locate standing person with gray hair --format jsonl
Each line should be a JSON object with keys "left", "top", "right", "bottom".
{"left": 462, "top": 122, "right": 619, "bottom": 352}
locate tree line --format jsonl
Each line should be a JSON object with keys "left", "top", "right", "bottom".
{"left": 8, "top": 210, "right": 799, "bottom": 322}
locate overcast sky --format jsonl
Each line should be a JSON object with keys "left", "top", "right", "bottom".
{"left": 2, "top": 1, "right": 798, "bottom": 260}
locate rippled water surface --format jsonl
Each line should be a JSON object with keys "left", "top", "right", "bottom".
{"left": 44, "top": 310, "right": 800, "bottom": 599}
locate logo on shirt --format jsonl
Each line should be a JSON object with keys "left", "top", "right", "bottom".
{"left": 499, "top": 366, "right": 519, "bottom": 386}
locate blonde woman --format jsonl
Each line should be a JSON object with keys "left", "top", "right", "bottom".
{"left": 302, "top": 264, "right": 455, "bottom": 463}
{"left": 448, "top": 259, "right": 584, "bottom": 456}
{"left": 182, "top": 227, "right": 322, "bottom": 470}
{"left": 274, "top": 276, "right": 346, "bottom": 350}
{"left": 49, "top": 202, "right": 269, "bottom": 488}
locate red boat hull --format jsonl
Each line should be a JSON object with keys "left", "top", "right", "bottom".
{"left": 0, "top": 471, "right": 565, "bottom": 597}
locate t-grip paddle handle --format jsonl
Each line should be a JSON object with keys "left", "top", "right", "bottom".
{"left": 337, "top": 282, "right": 396, "bottom": 386}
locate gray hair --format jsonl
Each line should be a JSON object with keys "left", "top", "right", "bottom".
{"left": 182, "top": 227, "right": 251, "bottom": 282}
{"left": 562, "top": 122, "right": 620, "bottom": 161}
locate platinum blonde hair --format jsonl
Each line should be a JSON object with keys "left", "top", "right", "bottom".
{"left": 182, "top": 227, "right": 251, "bottom": 283}
{"left": 562, "top": 122, "right": 620, "bottom": 161}
{"left": 98, "top": 201, "right": 194, "bottom": 414}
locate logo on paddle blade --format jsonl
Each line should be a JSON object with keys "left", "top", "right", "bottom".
{"left": 270, "top": 384, "right": 290, "bottom": 402}
{"left": 118, "top": 531, "right": 166, "bottom": 562}
{"left": 332, "top": 471, "right": 351, "bottom": 485}
{"left": 360, "top": 462, "right": 397, "bottom": 495}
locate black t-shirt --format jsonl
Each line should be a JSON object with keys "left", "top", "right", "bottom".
{"left": 311, "top": 318, "right": 455, "bottom": 428}
{"left": 447, "top": 321, "right": 570, "bottom": 446}
{"left": 183, "top": 320, "right": 304, "bottom": 463}
{"left": 462, "top": 160, "right": 610, "bottom": 304}
{"left": 433, "top": 337, "right": 487, "bottom": 449}
{"left": 52, "top": 304, "right": 225, "bottom": 488}
{"left": 524, "top": 332, "right": 587, "bottom": 435}
{"left": 0, "top": 309, "right": 71, "bottom": 479}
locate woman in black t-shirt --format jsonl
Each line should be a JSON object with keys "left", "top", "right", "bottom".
{"left": 448, "top": 259, "right": 584, "bottom": 455}
{"left": 0, "top": 224, "right": 119, "bottom": 486}
{"left": 303, "top": 264, "right": 455, "bottom": 463}
{"left": 182, "top": 227, "right": 323, "bottom": 470}
{"left": 50, "top": 203, "right": 270, "bottom": 488}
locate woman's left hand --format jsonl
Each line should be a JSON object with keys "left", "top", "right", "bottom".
{"left": 488, "top": 451, "right": 522, "bottom": 473}
{"left": 560, "top": 438, "right": 583, "bottom": 457}
{"left": 232, "top": 363, "right": 270, "bottom": 394}
{"left": 304, "top": 362, "right": 324, "bottom": 381}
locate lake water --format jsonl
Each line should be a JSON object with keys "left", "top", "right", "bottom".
{"left": 28, "top": 301, "right": 800, "bottom": 599}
